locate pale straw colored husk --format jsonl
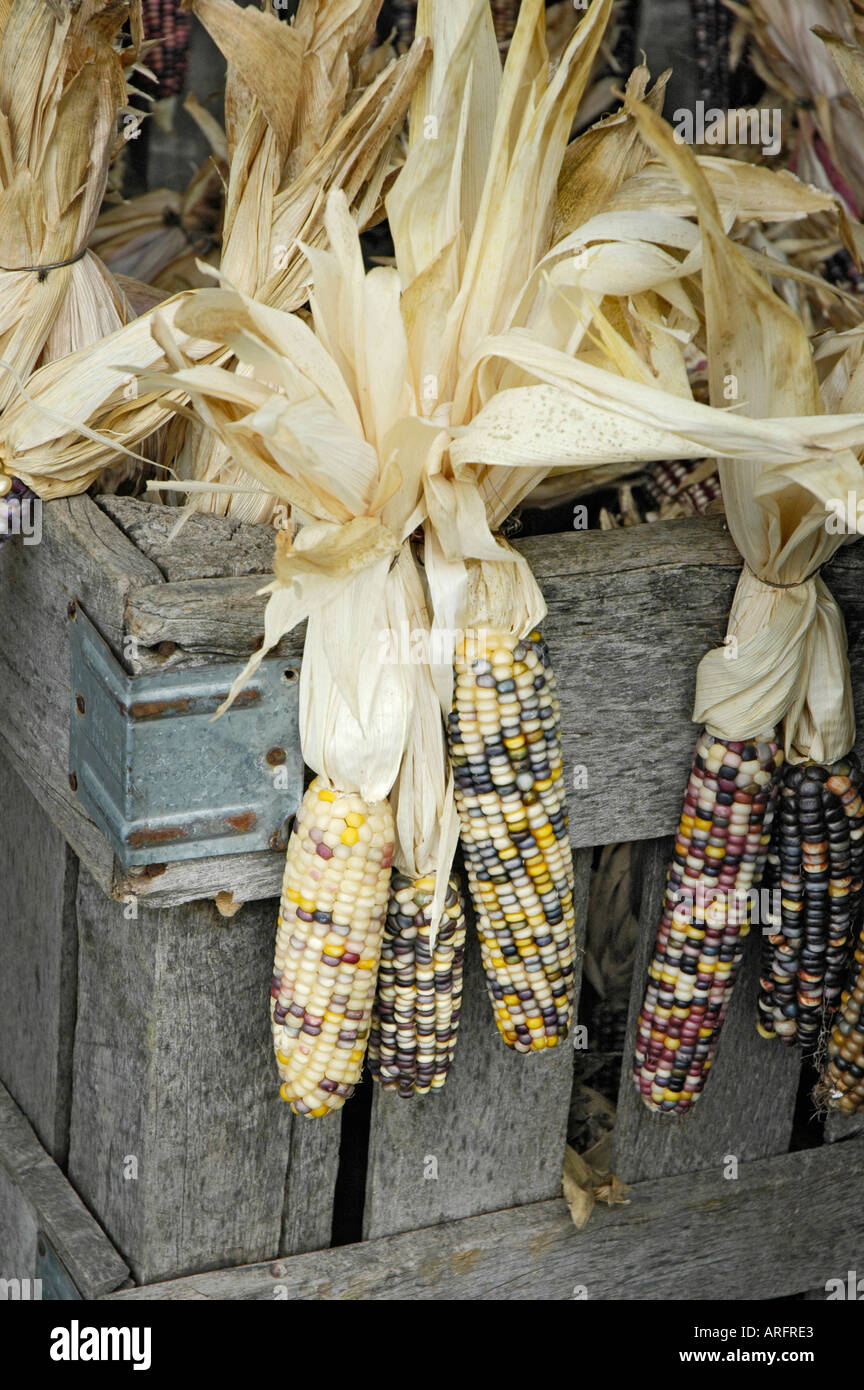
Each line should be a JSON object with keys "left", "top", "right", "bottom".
{"left": 91, "top": 93, "right": 228, "bottom": 293}
{"left": 630, "top": 104, "right": 864, "bottom": 764}
{"left": 732, "top": 0, "right": 864, "bottom": 211}
{"left": 0, "top": 0, "right": 143, "bottom": 412}
{"left": 0, "top": 0, "right": 428, "bottom": 503}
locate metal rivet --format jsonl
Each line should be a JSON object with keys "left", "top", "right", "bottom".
{"left": 266, "top": 747, "right": 287, "bottom": 766}
{"left": 270, "top": 1262, "right": 287, "bottom": 1278}
{"left": 269, "top": 831, "right": 286, "bottom": 852}
{"left": 68, "top": 772, "right": 78, "bottom": 793}
{"left": 75, "top": 694, "right": 86, "bottom": 715}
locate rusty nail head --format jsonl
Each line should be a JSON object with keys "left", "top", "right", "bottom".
{"left": 156, "top": 641, "right": 177, "bottom": 657}
{"left": 75, "top": 694, "right": 86, "bottom": 715}
{"left": 68, "top": 772, "right": 78, "bottom": 793}
{"left": 67, "top": 601, "right": 77, "bottom": 620}
{"left": 144, "top": 862, "right": 167, "bottom": 879}
{"left": 270, "top": 1263, "right": 287, "bottom": 1278}
{"left": 269, "top": 831, "right": 285, "bottom": 851}
{"left": 266, "top": 747, "right": 287, "bottom": 766}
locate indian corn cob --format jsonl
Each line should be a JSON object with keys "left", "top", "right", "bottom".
{"left": 818, "top": 914, "right": 864, "bottom": 1114}
{"left": 448, "top": 629, "right": 577, "bottom": 1052}
{"left": 634, "top": 732, "right": 783, "bottom": 1114}
{"left": 368, "top": 872, "right": 467, "bottom": 1096}
{"left": 271, "top": 778, "right": 395, "bottom": 1117}
{"left": 757, "top": 759, "right": 864, "bottom": 1051}
{"left": 142, "top": 0, "right": 194, "bottom": 97}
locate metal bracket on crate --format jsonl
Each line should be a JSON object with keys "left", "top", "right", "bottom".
{"left": 68, "top": 603, "right": 303, "bottom": 869}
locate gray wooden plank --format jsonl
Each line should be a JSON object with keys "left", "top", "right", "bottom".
{"left": 282, "top": 1119, "right": 343, "bottom": 1257}
{"left": 0, "top": 753, "right": 78, "bottom": 1166}
{"left": 0, "top": 1082, "right": 128, "bottom": 1298}
{"left": 612, "top": 837, "right": 801, "bottom": 1184}
{"left": 98, "top": 495, "right": 280, "bottom": 582}
{"left": 0, "top": 494, "right": 165, "bottom": 896}
{"left": 824, "top": 1113, "right": 864, "bottom": 1143}
{"left": 67, "top": 868, "right": 341, "bottom": 1284}
{"left": 0, "top": 1164, "right": 39, "bottom": 1290}
{"left": 126, "top": 576, "right": 303, "bottom": 664}
{"left": 113, "top": 848, "right": 288, "bottom": 910}
{"left": 363, "top": 849, "right": 592, "bottom": 1239}
{"left": 103, "top": 1134, "right": 864, "bottom": 1302}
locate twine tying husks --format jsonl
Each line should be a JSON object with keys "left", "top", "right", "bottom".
{"left": 0, "top": 247, "right": 89, "bottom": 280}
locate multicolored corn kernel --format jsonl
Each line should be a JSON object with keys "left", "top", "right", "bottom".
{"left": 368, "top": 872, "right": 467, "bottom": 1097}
{"left": 634, "top": 731, "right": 783, "bottom": 1114}
{"left": 142, "top": 0, "right": 193, "bottom": 97}
{"left": 643, "top": 459, "right": 721, "bottom": 518}
{"left": 447, "top": 629, "right": 576, "bottom": 1053}
{"left": 757, "top": 758, "right": 864, "bottom": 1052}
{"left": 271, "top": 778, "right": 394, "bottom": 1118}
{"left": 818, "top": 916, "right": 864, "bottom": 1114}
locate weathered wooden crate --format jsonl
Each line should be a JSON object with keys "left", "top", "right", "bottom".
{"left": 1, "top": 494, "right": 863, "bottom": 1299}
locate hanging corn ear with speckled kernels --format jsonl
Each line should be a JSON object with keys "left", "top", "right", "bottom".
{"left": 448, "top": 629, "right": 577, "bottom": 1052}
{"left": 757, "top": 759, "right": 864, "bottom": 1052}
{"left": 634, "top": 733, "right": 783, "bottom": 1113}
{"left": 368, "top": 557, "right": 465, "bottom": 1099}
{"left": 369, "top": 873, "right": 467, "bottom": 1095}
{"left": 271, "top": 779, "right": 395, "bottom": 1116}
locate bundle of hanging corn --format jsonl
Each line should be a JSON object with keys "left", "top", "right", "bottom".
{"left": 0, "top": 0, "right": 428, "bottom": 504}
{"left": 143, "top": 0, "right": 864, "bottom": 1106}
{"left": 628, "top": 107, "right": 864, "bottom": 1116}
{"left": 0, "top": 0, "right": 143, "bottom": 417}
{"left": 91, "top": 95, "right": 227, "bottom": 293}
{"left": 135, "top": 282, "right": 452, "bottom": 1116}
{"left": 12, "top": 0, "right": 864, "bottom": 1110}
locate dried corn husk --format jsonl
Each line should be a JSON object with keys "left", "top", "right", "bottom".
{"left": 92, "top": 94, "right": 227, "bottom": 293}
{"left": 176, "top": 0, "right": 430, "bottom": 521}
{"left": 0, "top": 0, "right": 428, "bottom": 502}
{"left": 386, "top": 1, "right": 864, "bottom": 676}
{"left": 141, "top": 1, "right": 864, "bottom": 724}
{"left": 386, "top": 549, "right": 461, "bottom": 940}
{"left": 631, "top": 103, "right": 864, "bottom": 764}
{"left": 733, "top": 0, "right": 864, "bottom": 213}
{"left": 0, "top": 0, "right": 142, "bottom": 412}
